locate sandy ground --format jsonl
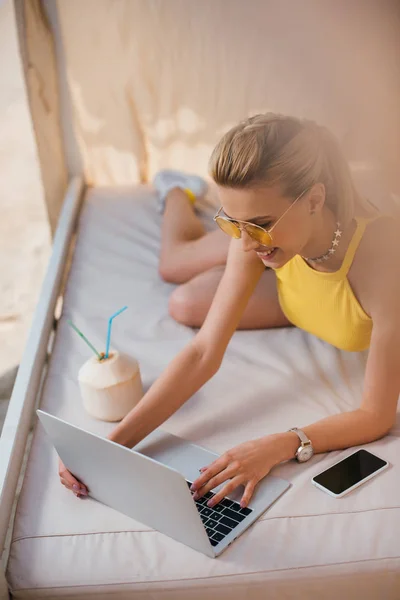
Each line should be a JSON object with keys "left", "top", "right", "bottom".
{"left": 0, "top": 0, "right": 51, "bottom": 431}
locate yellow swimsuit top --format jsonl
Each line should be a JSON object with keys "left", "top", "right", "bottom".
{"left": 274, "top": 217, "right": 378, "bottom": 352}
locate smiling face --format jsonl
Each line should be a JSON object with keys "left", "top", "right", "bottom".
{"left": 217, "top": 183, "right": 321, "bottom": 268}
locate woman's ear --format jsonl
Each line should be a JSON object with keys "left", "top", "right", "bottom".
{"left": 308, "top": 183, "right": 325, "bottom": 215}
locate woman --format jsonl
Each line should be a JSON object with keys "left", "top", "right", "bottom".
{"left": 60, "top": 113, "right": 400, "bottom": 509}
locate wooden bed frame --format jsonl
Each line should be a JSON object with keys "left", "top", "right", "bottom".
{"left": 0, "top": 177, "right": 83, "bottom": 599}
{"left": 0, "top": 3, "right": 83, "bottom": 595}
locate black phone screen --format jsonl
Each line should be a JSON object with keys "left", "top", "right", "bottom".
{"left": 313, "top": 449, "right": 387, "bottom": 495}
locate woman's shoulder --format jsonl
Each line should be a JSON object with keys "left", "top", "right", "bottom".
{"left": 364, "top": 211, "right": 399, "bottom": 240}
{"left": 352, "top": 213, "right": 400, "bottom": 312}
{"left": 357, "top": 213, "right": 400, "bottom": 264}
{"left": 345, "top": 212, "right": 400, "bottom": 319}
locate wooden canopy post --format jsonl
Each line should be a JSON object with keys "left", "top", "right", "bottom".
{"left": 14, "top": 0, "right": 68, "bottom": 235}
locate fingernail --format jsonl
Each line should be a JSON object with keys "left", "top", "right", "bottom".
{"left": 193, "top": 493, "right": 199, "bottom": 500}
{"left": 190, "top": 484, "right": 196, "bottom": 491}
{"left": 80, "top": 489, "right": 88, "bottom": 495}
{"left": 207, "top": 500, "right": 215, "bottom": 507}
{"left": 73, "top": 484, "right": 79, "bottom": 491}
{"left": 240, "top": 502, "right": 246, "bottom": 509}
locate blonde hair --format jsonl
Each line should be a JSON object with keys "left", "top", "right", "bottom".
{"left": 209, "top": 113, "right": 376, "bottom": 226}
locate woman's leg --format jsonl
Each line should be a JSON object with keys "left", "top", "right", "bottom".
{"left": 169, "top": 266, "right": 290, "bottom": 330}
{"left": 159, "top": 188, "right": 230, "bottom": 284}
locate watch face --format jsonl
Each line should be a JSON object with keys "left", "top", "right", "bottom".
{"left": 298, "top": 446, "right": 314, "bottom": 462}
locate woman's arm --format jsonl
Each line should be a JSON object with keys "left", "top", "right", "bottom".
{"left": 192, "top": 234, "right": 400, "bottom": 507}
{"left": 192, "top": 317, "right": 400, "bottom": 507}
{"left": 108, "top": 239, "right": 265, "bottom": 448}
{"left": 291, "top": 242, "right": 400, "bottom": 447}
{"left": 278, "top": 270, "right": 400, "bottom": 459}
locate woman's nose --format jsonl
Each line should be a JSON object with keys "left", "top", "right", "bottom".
{"left": 241, "top": 229, "right": 259, "bottom": 252}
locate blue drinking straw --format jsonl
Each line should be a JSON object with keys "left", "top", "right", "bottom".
{"left": 105, "top": 306, "right": 128, "bottom": 358}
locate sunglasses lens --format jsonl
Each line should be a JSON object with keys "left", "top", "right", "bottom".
{"left": 215, "top": 217, "right": 241, "bottom": 239}
{"left": 245, "top": 224, "right": 273, "bottom": 246}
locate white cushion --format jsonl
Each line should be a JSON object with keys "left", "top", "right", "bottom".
{"left": 7, "top": 187, "right": 400, "bottom": 598}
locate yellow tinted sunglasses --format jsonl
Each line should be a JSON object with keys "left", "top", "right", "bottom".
{"left": 213, "top": 188, "right": 309, "bottom": 247}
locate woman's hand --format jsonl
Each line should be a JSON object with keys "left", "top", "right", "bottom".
{"left": 58, "top": 457, "right": 88, "bottom": 498}
{"left": 190, "top": 434, "right": 295, "bottom": 508}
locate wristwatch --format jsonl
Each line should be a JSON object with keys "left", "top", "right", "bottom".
{"left": 288, "top": 427, "right": 314, "bottom": 462}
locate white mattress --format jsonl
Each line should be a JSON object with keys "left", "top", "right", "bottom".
{"left": 6, "top": 186, "right": 400, "bottom": 598}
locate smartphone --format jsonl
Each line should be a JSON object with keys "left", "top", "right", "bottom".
{"left": 312, "top": 449, "right": 389, "bottom": 498}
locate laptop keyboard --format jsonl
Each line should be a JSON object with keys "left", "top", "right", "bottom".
{"left": 186, "top": 481, "right": 252, "bottom": 547}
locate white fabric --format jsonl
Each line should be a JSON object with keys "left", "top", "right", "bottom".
{"left": 55, "top": 0, "right": 400, "bottom": 198}
{"left": 6, "top": 187, "right": 400, "bottom": 598}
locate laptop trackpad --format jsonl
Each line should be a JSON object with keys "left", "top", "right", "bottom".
{"left": 134, "top": 429, "right": 218, "bottom": 479}
{"left": 134, "top": 429, "right": 243, "bottom": 501}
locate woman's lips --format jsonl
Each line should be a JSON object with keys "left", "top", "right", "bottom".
{"left": 256, "top": 247, "right": 278, "bottom": 261}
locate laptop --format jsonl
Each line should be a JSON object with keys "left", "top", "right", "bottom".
{"left": 37, "top": 410, "right": 291, "bottom": 558}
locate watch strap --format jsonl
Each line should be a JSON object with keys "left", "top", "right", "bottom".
{"left": 288, "top": 427, "right": 311, "bottom": 447}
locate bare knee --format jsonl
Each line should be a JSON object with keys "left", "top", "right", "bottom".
{"left": 159, "top": 265, "right": 176, "bottom": 284}
{"left": 159, "top": 261, "right": 180, "bottom": 284}
{"left": 159, "top": 258, "right": 194, "bottom": 284}
{"left": 168, "top": 285, "right": 201, "bottom": 327}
